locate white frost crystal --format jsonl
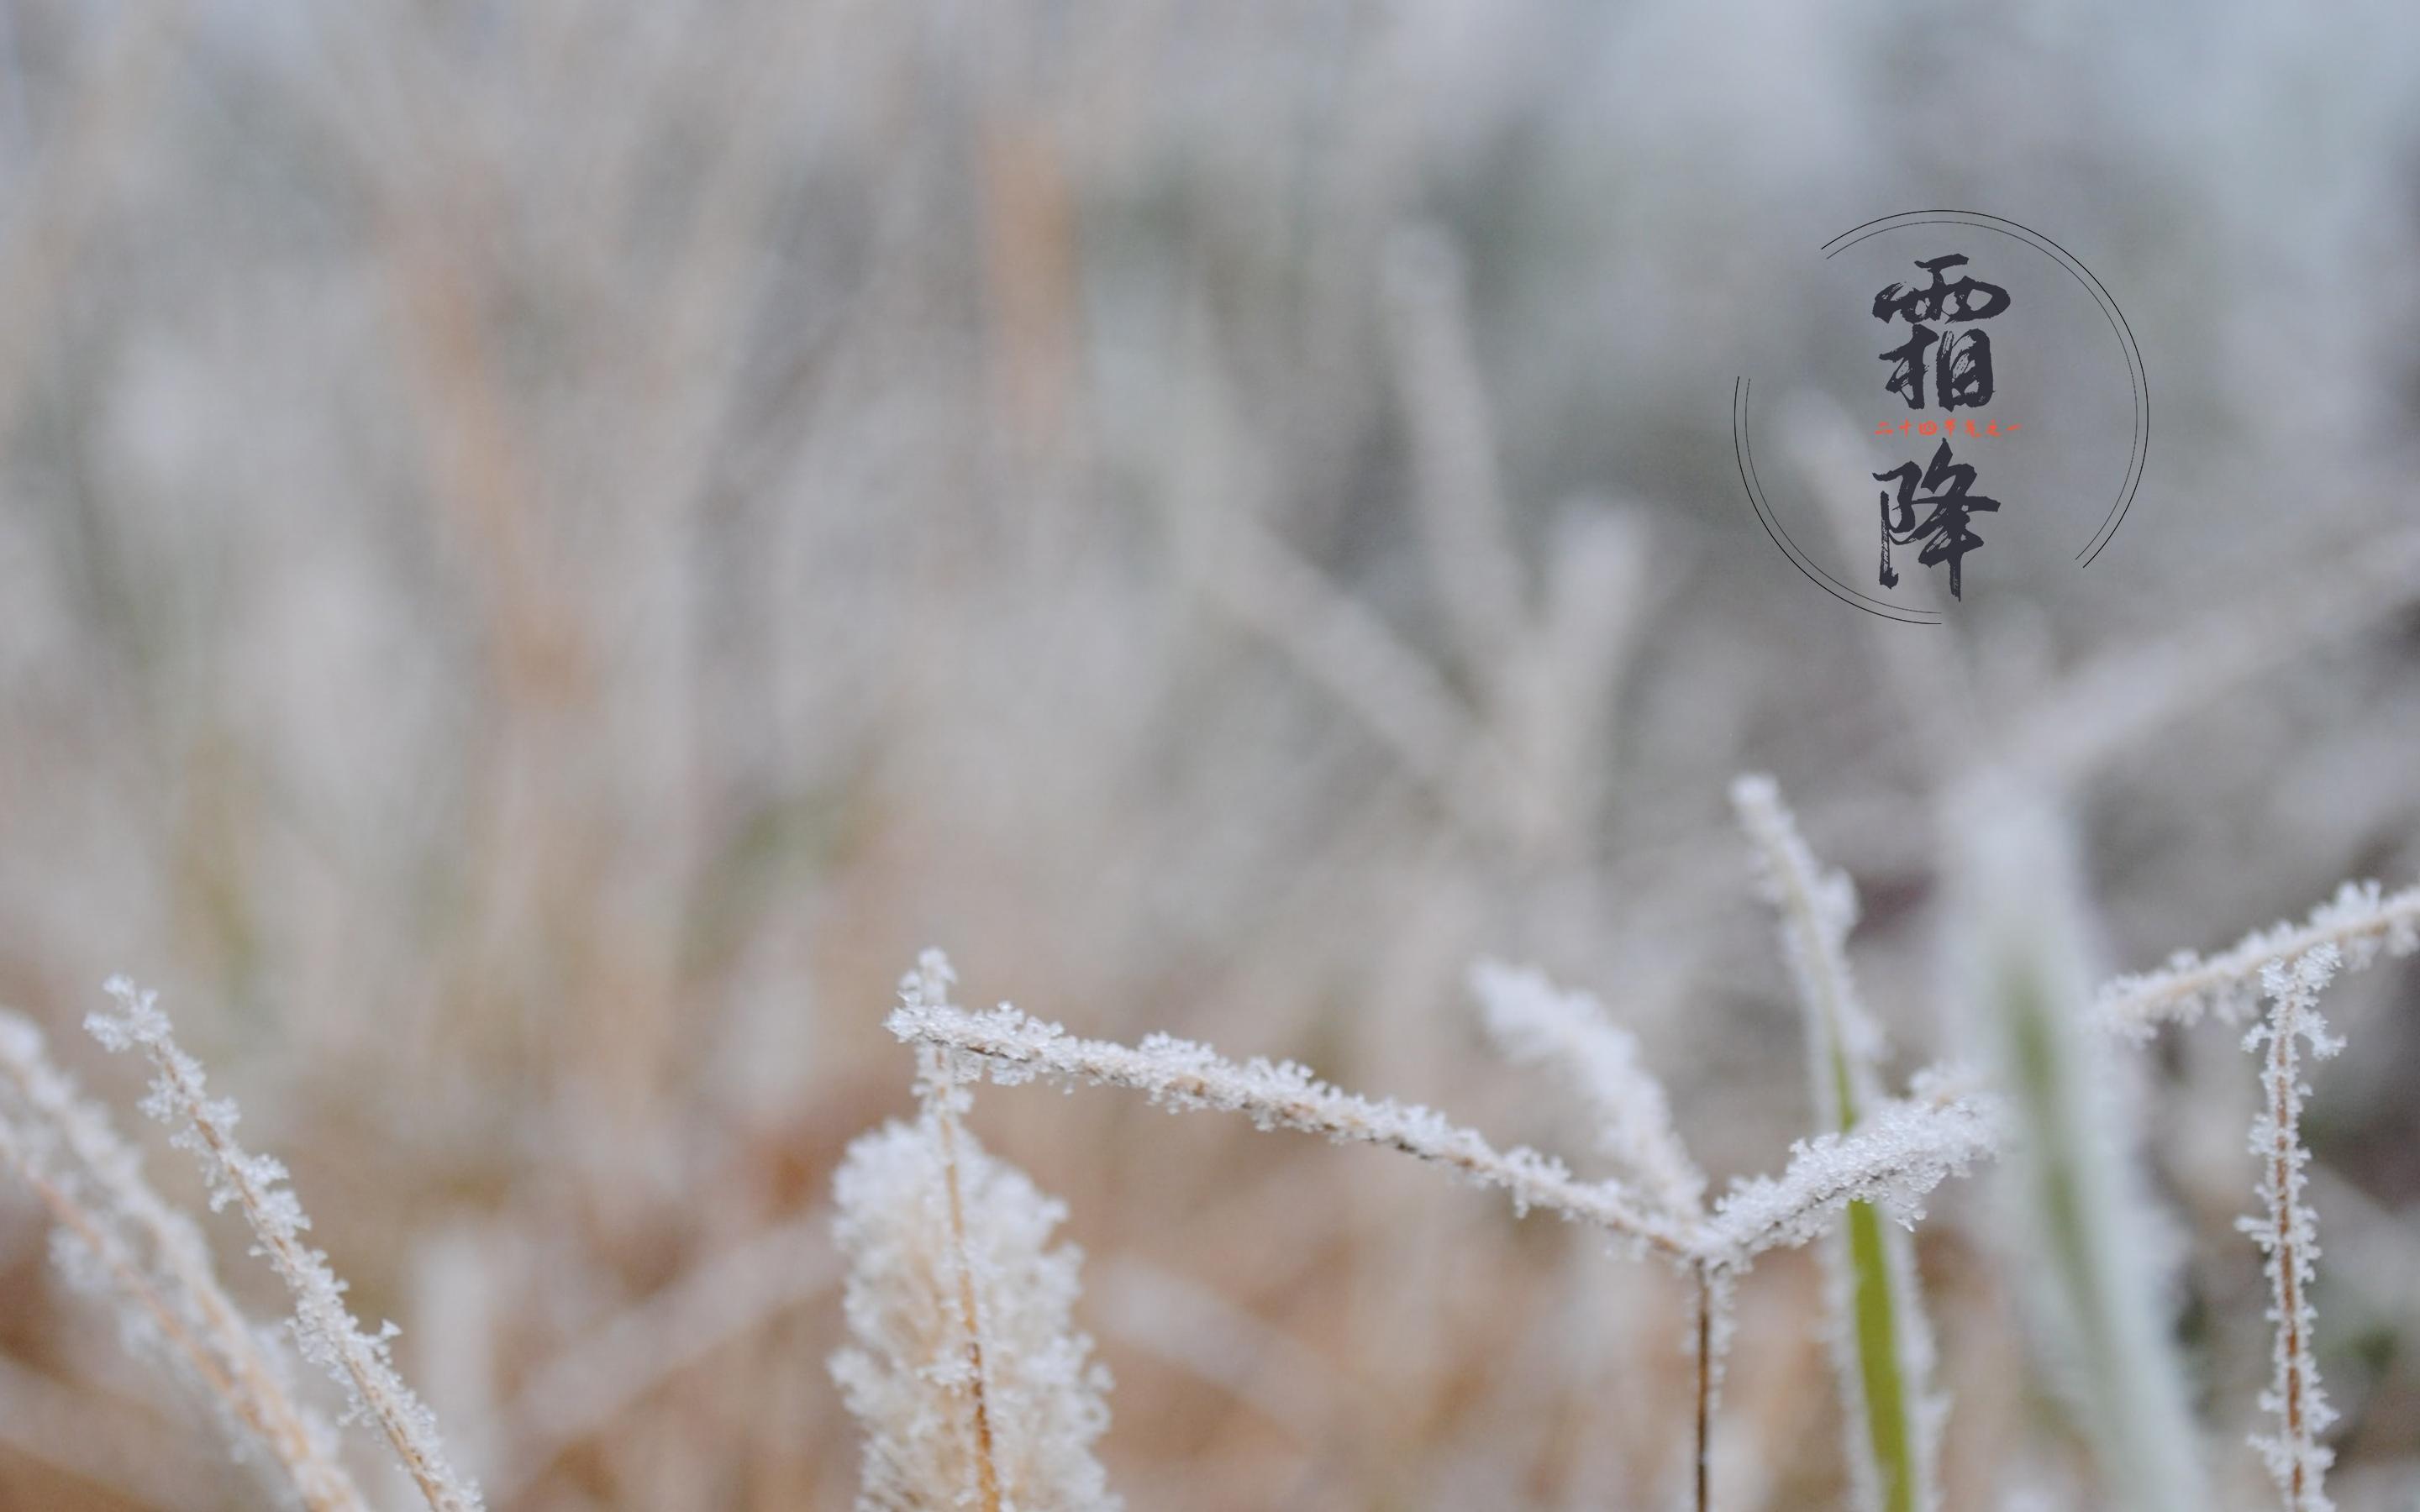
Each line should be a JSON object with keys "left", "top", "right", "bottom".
{"left": 1706, "top": 1073, "right": 1996, "bottom": 1263}
{"left": 2240, "top": 948, "right": 2343, "bottom": 1512}
{"left": 834, "top": 953, "right": 1119, "bottom": 1512}
{"left": 88, "top": 979, "right": 483, "bottom": 1512}
{"left": 2101, "top": 879, "right": 2420, "bottom": 1037}
{"left": 1470, "top": 958, "right": 1706, "bottom": 1219}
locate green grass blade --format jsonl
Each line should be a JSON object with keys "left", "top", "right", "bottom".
{"left": 1734, "top": 775, "right": 1936, "bottom": 1512}
{"left": 1845, "top": 1200, "right": 1915, "bottom": 1512}
{"left": 1949, "top": 784, "right": 2210, "bottom": 1512}
{"left": 1833, "top": 1032, "right": 1924, "bottom": 1512}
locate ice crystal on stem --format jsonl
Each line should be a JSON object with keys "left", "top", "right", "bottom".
{"left": 87, "top": 979, "right": 483, "bottom": 1512}
{"left": 2100, "top": 880, "right": 2420, "bottom": 1037}
{"left": 1730, "top": 774, "right": 1888, "bottom": 1087}
{"left": 890, "top": 948, "right": 1997, "bottom": 1512}
{"left": 2240, "top": 948, "right": 2343, "bottom": 1512}
{"left": 1471, "top": 959, "right": 1706, "bottom": 1219}
{"left": 1734, "top": 772, "right": 1947, "bottom": 1512}
{"left": 887, "top": 980, "right": 1697, "bottom": 1259}
{"left": 2101, "top": 870, "right": 2375, "bottom": 1511}
{"left": 834, "top": 952, "right": 1118, "bottom": 1512}
{"left": 0, "top": 1011, "right": 366, "bottom": 1510}
{"left": 1704, "top": 1073, "right": 1996, "bottom": 1264}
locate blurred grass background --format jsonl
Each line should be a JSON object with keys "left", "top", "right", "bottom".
{"left": 2, "top": 0, "right": 2420, "bottom": 1506}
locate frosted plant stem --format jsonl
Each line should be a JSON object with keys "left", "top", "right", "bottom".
{"left": 8, "top": 1162, "right": 248, "bottom": 1433}
{"left": 31, "top": 1173, "right": 362, "bottom": 1511}
{"left": 897, "top": 997, "right": 1992, "bottom": 1276}
{"left": 1471, "top": 962, "right": 1706, "bottom": 1222}
{"left": 2101, "top": 880, "right": 2420, "bottom": 1036}
{"left": 87, "top": 980, "right": 484, "bottom": 1512}
{"left": 834, "top": 953, "right": 1121, "bottom": 1509}
{"left": 0, "top": 1012, "right": 366, "bottom": 1511}
{"left": 1733, "top": 774, "right": 1937, "bottom": 1512}
{"left": 897, "top": 952, "right": 1993, "bottom": 1512}
{"left": 888, "top": 997, "right": 1697, "bottom": 1260}
{"left": 2244, "top": 950, "right": 2342, "bottom": 1512}
{"left": 2266, "top": 1026, "right": 2311, "bottom": 1509}
{"left": 932, "top": 1055, "right": 1005, "bottom": 1512}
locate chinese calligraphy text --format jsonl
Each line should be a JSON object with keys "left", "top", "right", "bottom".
{"left": 1872, "top": 255, "right": 2009, "bottom": 598}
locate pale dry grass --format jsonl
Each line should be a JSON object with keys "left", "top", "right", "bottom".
{"left": 0, "top": 1, "right": 2417, "bottom": 1509}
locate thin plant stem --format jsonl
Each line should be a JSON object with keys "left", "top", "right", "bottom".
{"left": 88, "top": 982, "right": 483, "bottom": 1512}
{"left": 0, "top": 1014, "right": 366, "bottom": 1510}
{"left": 1694, "top": 1261, "right": 1714, "bottom": 1512}
{"left": 2244, "top": 950, "right": 2341, "bottom": 1511}
{"left": 2265, "top": 1026, "right": 2309, "bottom": 1509}
{"left": 932, "top": 1059, "right": 1004, "bottom": 1512}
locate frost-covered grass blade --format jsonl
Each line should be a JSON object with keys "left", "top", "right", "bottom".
{"left": 1733, "top": 774, "right": 1938, "bottom": 1512}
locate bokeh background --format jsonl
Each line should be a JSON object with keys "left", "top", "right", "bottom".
{"left": 2, "top": 1, "right": 2418, "bottom": 1507}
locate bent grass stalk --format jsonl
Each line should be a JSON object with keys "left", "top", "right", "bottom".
{"left": 2100, "top": 880, "right": 2420, "bottom": 1037}
{"left": 88, "top": 979, "right": 485, "bottom": 1512}
{"left": 0, "top": 1010, "right": 366, "bottom": 1511}
{"left": 892, "top": 950, "right": 1996, "bottom": 1512}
